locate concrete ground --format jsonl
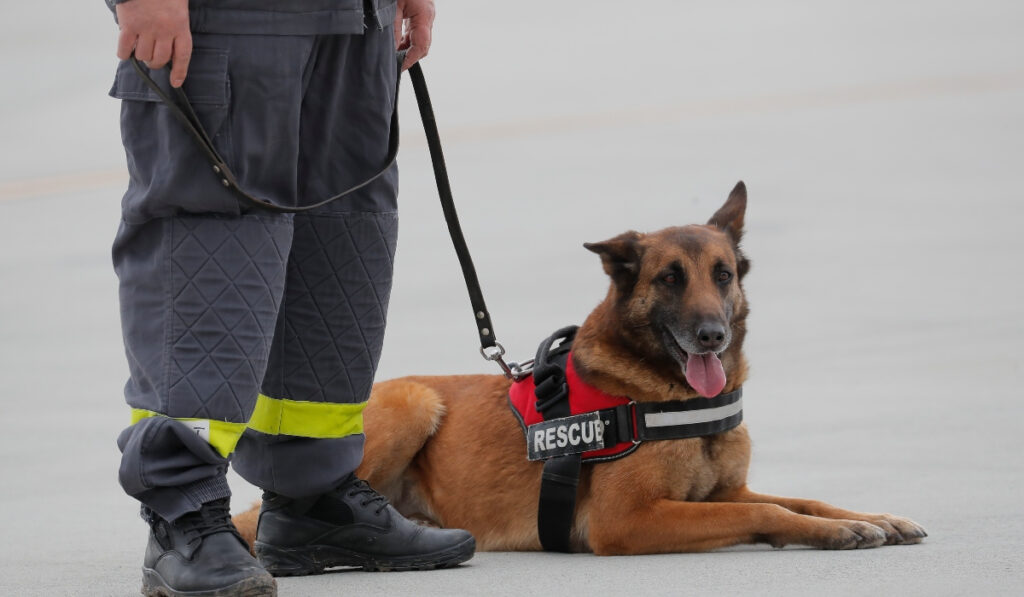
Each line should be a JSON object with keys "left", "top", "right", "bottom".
{"left": 1, "top": 1, "right": 1022, "bottom": 595}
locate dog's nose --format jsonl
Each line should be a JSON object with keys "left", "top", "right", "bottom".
{"left": 696, "top": 322, "right": 727, "bottom": 352}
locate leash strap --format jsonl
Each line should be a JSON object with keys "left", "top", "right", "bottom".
{"left": 129, "top": 53, "right": 499, "bottom": 354}
{"left": 406, "top": 65, "right": 497, "bottom": 350}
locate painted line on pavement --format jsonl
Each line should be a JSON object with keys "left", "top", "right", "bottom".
{"left": 3, "top": 70, "right": 1023, "bottom": 204}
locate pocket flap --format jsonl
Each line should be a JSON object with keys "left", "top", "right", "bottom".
{"left": 109, "top": 48, "right": 229, "bottom": 106}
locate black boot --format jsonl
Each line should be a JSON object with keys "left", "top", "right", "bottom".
{"left": 254, "top": 474, "right": 476, "bottom": 574}
{"left": 142, "top": 498, "right": 276, "bottom": 597}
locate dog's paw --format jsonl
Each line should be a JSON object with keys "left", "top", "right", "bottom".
{"left": 822, "top": 520, "right": 887, "bottom": 550}
{"left": 866, "top": 514, "right": 928, "bottom": 545}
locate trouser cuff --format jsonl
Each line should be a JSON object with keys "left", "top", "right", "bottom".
{"left": 139, "top": 475, "right": 232, "bottom": 523}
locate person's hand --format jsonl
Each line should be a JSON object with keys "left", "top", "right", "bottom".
{"left": 394, "top": 0, "right": 435, "bottom": 71}
{"left": 116, "top": 0, "right": 192, "bottom": 88}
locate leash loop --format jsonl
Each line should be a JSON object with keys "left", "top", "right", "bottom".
{"left": 129, "top": 52, "right": 519, "bottom": 375}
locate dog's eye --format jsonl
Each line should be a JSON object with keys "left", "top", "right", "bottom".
{"left": 717, "top": 271, "right": 733, "bottom": 284}
{"left": 661, "top": 273, "right": 678, "bottom": 285}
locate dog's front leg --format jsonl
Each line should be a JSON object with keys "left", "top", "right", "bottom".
{"left": 587, "top": 499, "right": 887, "bottom": 555}
{"left": 711, "top": 486, "right": 927, "bottom": 546}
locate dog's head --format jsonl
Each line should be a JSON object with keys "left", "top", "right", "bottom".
{"left": 582, "top": 182, "right": 750, "bottom": 399}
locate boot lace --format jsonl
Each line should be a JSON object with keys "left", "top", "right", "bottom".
{"left": 343, "top": 477, "right": 390, "bottom": 515}
{"left": 177, "top": 498, "right": 241, "bottom": 547}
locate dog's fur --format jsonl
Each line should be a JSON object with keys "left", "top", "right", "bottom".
{"left": 235, "top": 182, "right": 926, "bottom": 554}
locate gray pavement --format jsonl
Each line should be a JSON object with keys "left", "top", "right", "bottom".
{"left": 2, "top": 1, "right": 1023, "bottom": 595}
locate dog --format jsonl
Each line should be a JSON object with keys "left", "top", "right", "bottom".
{"left": 235, "top": 181, "right": 926, "bottom": 554}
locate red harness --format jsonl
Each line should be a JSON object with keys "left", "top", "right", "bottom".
{"left": 508, "top": 352, "right": 638, "bottom": 462}
{"left": 507, "top": 327, "right": 743, "bottom": 552}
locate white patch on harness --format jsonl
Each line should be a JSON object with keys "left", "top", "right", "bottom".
{"left": 643, "top": 397, "right": 743, "bottom": 427}
{"left": 527, "top": 412, "right": 605, "bottom": 461}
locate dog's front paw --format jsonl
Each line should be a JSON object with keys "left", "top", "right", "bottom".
{"left": 866, "top": 514, "right": 927, "bottom": 545}
{"left": 822, "top": 520, "right": 887, "bottom": 550}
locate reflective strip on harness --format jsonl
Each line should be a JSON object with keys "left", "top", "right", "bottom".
{"left": 246, "top": 394, "right": 366, "bottom": 439}
{"left": 129, "top": 409, "right": 247, "bottom": 458}
{"left": 643, "top": 397, "right": 743, "bottom": 428}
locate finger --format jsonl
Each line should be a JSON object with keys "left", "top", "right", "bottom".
{"left": 135, "top": 35, "right": 156, "bottom": 63}
{"left": 397, "top": 30, "right": 411, "bottom": 51}
{"left": 150, "top": 38, "right": 174, "bottom": 70}
{"left": 402, "top": 24, "right": 432, "bottom": 70}
{"left": 169, "top": 34, "right": 193, "bottom": 88}
{"left": 392, "top": 6, "right": 404, "bottom": 47}
{"left": 117, "top": 29, "right": 137, "bottom": 61}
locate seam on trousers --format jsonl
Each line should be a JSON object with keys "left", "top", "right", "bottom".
{"left": 289, "top": 255, "right": 331, "bottom": 394}
{"left": 161, "top": 218, "right": 174, "bottom": 415}
{"left": 359, "top": 215, "right": 388, "bottom": 326}
{"left": 301, "top": 211, "right": 399, "bottom": 218}
{"left": 265, "top": 216, "right": 292, "bottom": 405}
{"left": 138, "top": 415, "right": 154, "bottom": 490}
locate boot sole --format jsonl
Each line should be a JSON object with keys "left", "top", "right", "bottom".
{"left": 253, "top": 535, "right": 476, "bottom": 575}
{"left": 141, "top": 568, "right": 277, "bottom": 597}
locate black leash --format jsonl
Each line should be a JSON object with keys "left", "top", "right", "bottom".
{"left": 130, "top": 53, "right": 512, "bottom": 374}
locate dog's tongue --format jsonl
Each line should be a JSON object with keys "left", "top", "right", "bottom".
{"left": 685, "top": 353, "right": 727, "bottom": 398}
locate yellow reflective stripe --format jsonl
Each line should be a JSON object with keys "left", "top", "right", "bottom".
{"left": 247, "top": 394, "right": 366, "bottom": 439}
{"left": 129, "top": 409, "right": 247, "bottom": 458}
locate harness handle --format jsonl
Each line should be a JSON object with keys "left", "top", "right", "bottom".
{"left": 129, "top": 52, "right": 506, "bottom": 370}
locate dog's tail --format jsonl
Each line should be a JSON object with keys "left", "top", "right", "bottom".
{"left": 231, "top": 379, "right": 447, "bottom": 552}
{"left": 356, "top": 378, "right": 447, "bottom": 490}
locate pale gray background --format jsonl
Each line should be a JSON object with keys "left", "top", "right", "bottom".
{"left": 1, "top": 1, "right": 1022, "bottom": 595}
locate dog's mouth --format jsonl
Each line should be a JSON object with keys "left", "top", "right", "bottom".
{"left": 664, "top": 330, "right": 727, "bottom": 399}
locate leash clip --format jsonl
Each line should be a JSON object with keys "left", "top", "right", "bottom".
{"left": 481, "top": 343, "right": 516, "bottom": 379}
{"left": 481, "top": 345, "right": 535, "bottom": 381}
{"left": 480, "top": 343, "right": 506, "bottom": 361}
{"left": 507, "top": 359, "right": 535, "bottom": 382}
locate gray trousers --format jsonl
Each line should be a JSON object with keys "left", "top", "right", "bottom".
{"left": 111, "top": 27, "right": 398, "bottom": 521}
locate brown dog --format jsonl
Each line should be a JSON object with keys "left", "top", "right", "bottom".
{"left": 235, "top": 181, "right": 926, "bottom": 554}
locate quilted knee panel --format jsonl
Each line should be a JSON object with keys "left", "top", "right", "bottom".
{"left": 166, "top": 214, "right": 293, "bottom": 421}
{"left": 263, "top": 211, "right": 398, "bottom": 405}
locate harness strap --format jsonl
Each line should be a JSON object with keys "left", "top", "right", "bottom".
{"left": 128, "top": 51, "right": 500, "bottom": 355}
{"left": 635, "top": 390, "right": 743, "bottom": 441}
{"left": 537, "top": 455, "right": 582, "bottom": 553}
{"left": 531, "top": 327, "right": 582, "bottom": 552}
{"left": 532, "top": 326, "right": 577, "bottom": 415}
{"left": 523, "top": 389, "right": 743, "bottom": 462}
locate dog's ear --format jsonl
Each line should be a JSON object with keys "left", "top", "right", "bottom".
{"left": 584, "top": 231, "right": 644, "bottom": 288}
{"left": 708, "top": 181, "right": 747, "bottom": 244}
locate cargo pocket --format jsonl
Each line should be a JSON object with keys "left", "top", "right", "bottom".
{"left": 111, "top": 49, "right": 240, "bottom": 222}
